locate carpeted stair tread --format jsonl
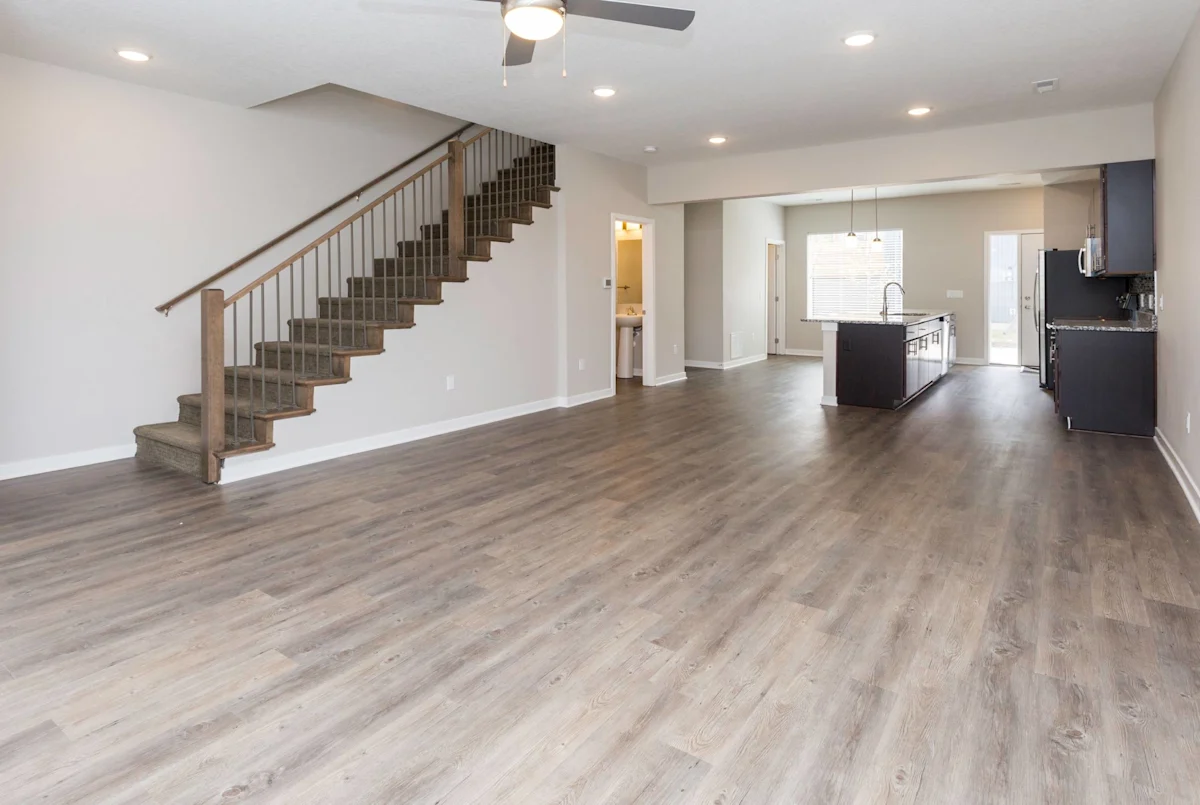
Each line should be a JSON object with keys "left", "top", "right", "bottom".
{"left": 225, "top": 364, "right": 351, "bottom": 387}
{"left": 320, "top": 295, "right": 444, "bottom": 306}
{"left": 134, "top": 422, "right": 272, "bottom": 457}
{"left": 287, "top": 317, "right": 419, "bottom": 332}
{"left": 177, "top": 394, "right": 313, "bottom": 421}
{"left": 253, "top": 341, "right": 385, "bottom": 358}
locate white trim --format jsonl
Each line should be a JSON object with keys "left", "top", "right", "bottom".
{"left": 561, "top": 388, "right": 615, "bottom": 408}
{"left": 783, "top": 348, "right": 823, "bottom": 357}
{"left": 221, "top": 397, "right": 571, "bottom": 484}
{"left": 0, "top": 443, "right": 136, "bottom": 481}
{"left": 954, "top": 357, "right": 988, "bottom": 366}
{"left": 821, "top": 395, "right": 839, "bottom": 407}
{"left": 983, "top": 229, "right": 1043, "bottom": 367}
{"left": 766, "top": 239, "right": 786, "bottom": 356}
{"left": 684, "top": 355, "right": 768, "bottom": 371}
{"left": 1155, "top": 428, "right": 1200, "bottom": 525}
{"left": 611, "top": 213, "right": 657, "bottom": 389}
{"left": 656, "top": 372, "right": 687, "bottom": 385}
{"left": 724, "top": 354, "right": 768, "bottom": 370}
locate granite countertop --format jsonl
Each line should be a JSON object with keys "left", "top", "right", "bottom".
{"left": 1050, "top": 318, "right": 1158, "bottom": 333}
{"left": 801, "top": 310, "right": 954, "bottom": 326}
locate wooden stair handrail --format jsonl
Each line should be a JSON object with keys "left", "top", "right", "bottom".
{"left": 155, "top": 121, "right": 476, "bottom": 315}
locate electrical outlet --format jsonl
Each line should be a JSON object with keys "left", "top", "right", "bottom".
{"left": 446, "top": 375, "right": 455, "bottom": 391}
{"left": 673, "top": 344, "right": 679, "bottom": 355}
{"left": 946, "top": 290, "right": 964, "bottom": 299}
{"left": 1160, "top": 294, "right": 1166, "bottom": 311}
{"left": 578, "top": 358, "right": 586, "bottom": 371}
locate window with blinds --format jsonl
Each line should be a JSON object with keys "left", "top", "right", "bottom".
{"left": 807, "top": 230, "right": 904, "bottom": 318}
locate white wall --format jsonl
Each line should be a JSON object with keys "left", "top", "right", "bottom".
{"left": 556, "top": 145, "right": 686, "bottom": 398}
{"left": 0, "top": 53, "right": 473, "bottom": 474}
{"left": 684, "top": 202, "right": 724, "bottom": 364}
{"left": 1155, "top": 6, "right": 1200, "bottom": 514}
{"left": 784, "top": 188, "right": 1045, "bottom": 360}
{"left": 722, "top": 199, "right": 784, "bottom": 362}
{"left": 1, "top": 54, "right": 684, "bottom": 480}
{"left": 648, "top": 105, "right": 1155, "bottom": 205}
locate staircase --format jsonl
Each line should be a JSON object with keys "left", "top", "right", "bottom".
{"left": 135, "top": 130, "right": 556, "bottom": 482}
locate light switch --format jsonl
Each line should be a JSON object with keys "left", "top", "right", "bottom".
{"left": 946, "top": 290, "right": 964, "bottom": 299}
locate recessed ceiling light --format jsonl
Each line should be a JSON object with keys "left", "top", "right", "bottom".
{"left": 908, "top": 106, "right": 932, "bottom": 116}
{"left": 117, "top": 49, "right": 151, "bottom": 62}
{"left": 593, "top": 86, "right": 616, "bottom": 98}
{"left": 644, "top": 146, "right": 658, "bottom": 153}
{"left": 844, "top": 32, "right": 875, "bottom": 47}
{"left": 708, "top": 136, "right": 727, "bottom": 145}
{"left": 1033, "top": 78, "right": 1058, "bottom": 94}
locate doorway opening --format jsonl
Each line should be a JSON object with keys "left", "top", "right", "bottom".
{"left": 766, "top": 241, "right": 786, "bottom": 355}
{"left": 986, "top": 230, "right": 1043, "bottom": 366}
{"left": 612, "top": 216, "right": 656, "bottom": 390}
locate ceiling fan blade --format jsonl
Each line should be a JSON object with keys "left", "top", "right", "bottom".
{"left": 505, "top": 35, "right": 537, "bottom": 66}
{"left": 567, "top": 0, "right": 695, "bottom": 31}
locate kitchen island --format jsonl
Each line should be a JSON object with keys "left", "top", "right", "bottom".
{"left": 802, "top": 311, "right": 956, "bottom": 408}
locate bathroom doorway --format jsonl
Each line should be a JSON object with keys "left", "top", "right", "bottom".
{"left": 611, "top": 214, "right": 656, "bottom": 390}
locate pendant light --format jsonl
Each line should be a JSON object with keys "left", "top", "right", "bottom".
{"left": 845, "top": 188, "right": 858, "bottom": 247}
{"left": 871, "top": 188, "right": 884, "bottom": 253}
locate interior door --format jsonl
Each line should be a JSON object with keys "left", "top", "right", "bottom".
{"left": 766, "top": 243, "right": 779, "bottom": 355}
{"left": 1020, "top": 232, "right": 1044, "bottom": 367}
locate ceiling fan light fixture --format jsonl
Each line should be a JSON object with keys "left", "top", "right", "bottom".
{"left": 504, "top": 0, "right": 565, "bottom": 41}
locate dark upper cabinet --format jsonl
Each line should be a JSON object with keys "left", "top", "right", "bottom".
{"left": 1103, "top": 159, "right": 1155, "bottom": 276}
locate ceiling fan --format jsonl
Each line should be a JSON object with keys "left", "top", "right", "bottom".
{"left": 476, "top": 0, "right": 696, "bottom": 66}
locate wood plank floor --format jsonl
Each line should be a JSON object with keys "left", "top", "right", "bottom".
{"left": 2, "top": 358, "right": 1199, "bottom": 804}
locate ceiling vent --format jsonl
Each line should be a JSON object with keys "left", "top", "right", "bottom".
{"left": 1033, "top": 78, "right": 1058, "bottom": 94}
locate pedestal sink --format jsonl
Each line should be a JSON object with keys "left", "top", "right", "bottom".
{"left": 616, "top": 315, "right": 643, "bottom": 379}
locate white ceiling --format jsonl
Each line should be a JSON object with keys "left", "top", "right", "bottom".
{"left": 763, "top": 173, "right": 1047, "bottom": 206}
{"left": 3, "top": 0, "right": 1197, "bottom": 165}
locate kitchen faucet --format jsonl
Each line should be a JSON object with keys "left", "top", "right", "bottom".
{"left": 881, "top": 282, "right": 905, "bottom": 317}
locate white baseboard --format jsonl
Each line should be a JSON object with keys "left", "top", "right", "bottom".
{"left": 633, "top": 368, "right": 643, "bottom": 377}
{"left": 1155, "top": 428, "right": 1200, "bottom": 525}
{"left": 560, "top": 388, "right": 616, "bottom": 408}
{"left": 954, "top": 358, "right": 987, "bottom": 366}
{"left": 686, "top": 355, "right": 769, "bottom": 371}
{"left": 821, "top": 395, "right": 839, "bottom": 407}
{"left": 724, "top": 354, "right": 768, "bottom": 370}
{"left": 221, "top": 396, "right": 567, "bottom": 484}
{"left": 0, "top": 443, "right": 136, "bottom": 481}
{"left": 783, "top": 349, "right": 823, "bottom": 357}
{"left": 656, "top": 372, "right": 688, "bottom": 386}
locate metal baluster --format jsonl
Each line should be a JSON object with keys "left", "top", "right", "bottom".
{"left": 260, "top": 284, "right": 266, "bottom": 412}
{"left": 290, "top": 261, "right": 297, "bottom": 385}
{"left": 326, "top": 239, "right": 333, "bottom": 372}
{"left": 276, "top": 274, "right": 282, "bottom": 410}
{"left": 232, "top": 300, "right": 239, "bottom": 446}
{"left": 369, "top": 206, "right": 376, "bottom": 340}
{"left": 360, "top": 214, "right": 367, "bottom": 348}
{"left": 391, "top": 191, "right": 398, "bottom": 323}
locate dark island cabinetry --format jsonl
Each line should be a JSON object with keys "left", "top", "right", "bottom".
{"left": 837, "top": 317, "right": 949, "bottom": 409}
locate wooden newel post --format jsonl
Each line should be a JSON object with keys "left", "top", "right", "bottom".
{"left": 448, "top": 139, "right": 465, "bottom": 276}
{"left": 199, "top": 289, "right": 225, "bottom": 484}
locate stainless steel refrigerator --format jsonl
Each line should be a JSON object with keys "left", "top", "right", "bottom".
{"left": 1036, "top": 249, "right": 1128, "bottom": 389}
